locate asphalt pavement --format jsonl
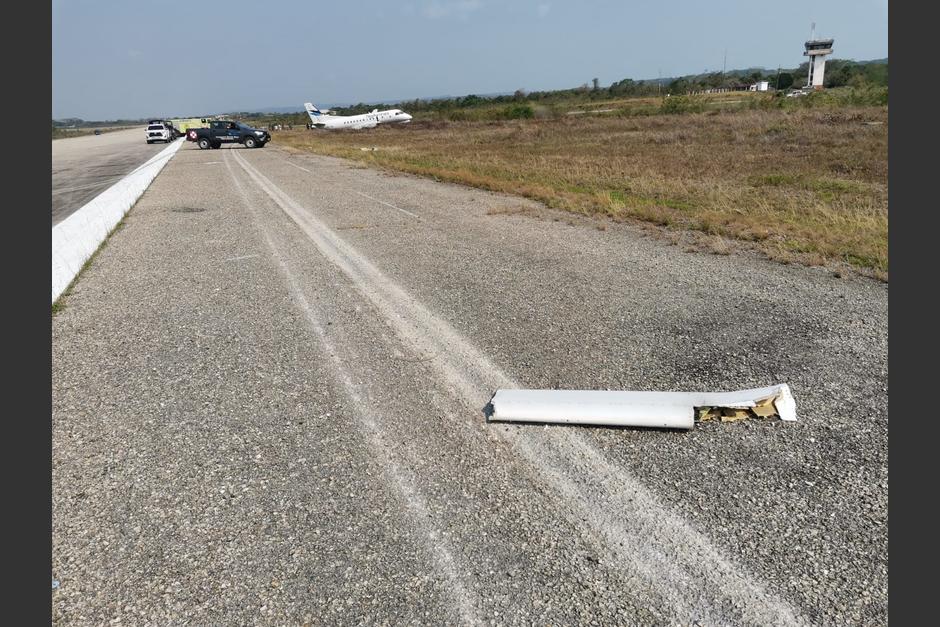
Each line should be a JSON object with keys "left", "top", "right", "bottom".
{"left": 52, "top": 127, "right": 168, "bottom": 225}
{"left": 52, "top": 142, "right": 888, "bottom": 625}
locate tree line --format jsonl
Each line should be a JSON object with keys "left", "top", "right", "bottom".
{"left": 326, "top": 58, "right": 887, "bottom": 117}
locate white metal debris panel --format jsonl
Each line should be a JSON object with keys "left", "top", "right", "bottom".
{"left": 489, "top": 384, "right": 797, "bottom": 430}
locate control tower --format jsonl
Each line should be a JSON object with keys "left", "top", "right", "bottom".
{"left": 804, "top": 36, "right": 834, "bottom": 89}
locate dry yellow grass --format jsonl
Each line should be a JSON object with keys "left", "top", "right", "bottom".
{"left": 276, "top": 106, "right": 888, "bottom": 278}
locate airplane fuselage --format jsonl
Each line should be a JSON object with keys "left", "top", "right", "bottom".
{"left": 305, "top": 103, "right": 412, "bottom": 130}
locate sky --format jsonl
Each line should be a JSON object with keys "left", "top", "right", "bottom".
{"left": 52, "top": 0, "right": 888, "bottom": 120}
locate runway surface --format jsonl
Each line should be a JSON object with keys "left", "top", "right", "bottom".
{"left": 52, "top": 142, "right": 888, "bottom": 625}
{"left": 52, "top": 127, "right": 168, "bottom": 225}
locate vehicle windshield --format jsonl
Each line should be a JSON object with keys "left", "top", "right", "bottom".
{"left": 147, "top": 125, "right": 164, "bottom": 130}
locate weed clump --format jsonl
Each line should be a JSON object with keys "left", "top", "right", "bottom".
{"left": 660, "top": 95, "right": 707, "bottom": 115}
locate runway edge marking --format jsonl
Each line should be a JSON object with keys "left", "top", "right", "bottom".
{"left": 52, "top": 139, "right": 184, "bottom": 303}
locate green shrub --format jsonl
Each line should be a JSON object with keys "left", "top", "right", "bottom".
{"left": 445, "top": 109, "right": 470, "bottom": 121}
{"left": 807, "top": 86, "right": 888, "bottom": 107}
{"left": 502, "top": 104, "right": 535, "bottom": 119}
{"left": 659, "top": 95, "right": 707, "bottom": 115}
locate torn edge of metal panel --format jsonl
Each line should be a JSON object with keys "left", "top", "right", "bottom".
{"left": 486, "top": 384, "right": 797, "bottom": 430}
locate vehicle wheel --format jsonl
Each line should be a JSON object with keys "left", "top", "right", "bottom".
{"left": 146, "top": 140, "right": 153, "bottom": 144}
{"left": 197, "top": 137, "right": 211, "bottom": 150}
{"left": 244, "top": 136, "right": 257, "bottom": 149}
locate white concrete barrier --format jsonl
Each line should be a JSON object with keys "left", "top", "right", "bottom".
{"left": 52, "top": 139, "right": 184, "bottom": 302}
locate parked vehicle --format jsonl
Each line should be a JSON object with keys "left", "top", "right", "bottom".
{"left": 145, "top": 123, "right": 172, "bottom": 144}
{"left": 186, "top": 120, "right": 271, "bottom": 149}
{"left": 169, "top": 118, "right": 211, "bottom": 135}
{"left": 149, "top": 119, "right": 180, "bottom": 140}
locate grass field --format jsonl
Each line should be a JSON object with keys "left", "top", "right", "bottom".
{"left": 276, "top": 103, "right": 888, "bottom": 278}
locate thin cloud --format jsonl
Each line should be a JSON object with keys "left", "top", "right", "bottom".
{"left": 538, "top": 3, "right": 551, "bottom": 18}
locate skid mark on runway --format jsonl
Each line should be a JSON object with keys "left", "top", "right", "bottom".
{"left": 224, "top": 151, "right": 481, "bottom": 625}
{"left": 232, "top": 148, "right": 806, "bottom": 625}
{"left": 282, "top": 159, "right": 312, "bottom": 173}
{"left": 354, "top": 191, "right": 420, "bottom": 219}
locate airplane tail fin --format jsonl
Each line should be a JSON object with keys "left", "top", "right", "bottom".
{"left": 304, "top": 102, "right": 323, "bottom": 121}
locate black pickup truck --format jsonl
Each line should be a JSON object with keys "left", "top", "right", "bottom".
{"left": 186, "top": 120, "right": 271, "bottom": 149}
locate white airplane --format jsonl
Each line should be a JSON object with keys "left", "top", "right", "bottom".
{"left": 304, "top": 102, "right": 412, "bottom": 129}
